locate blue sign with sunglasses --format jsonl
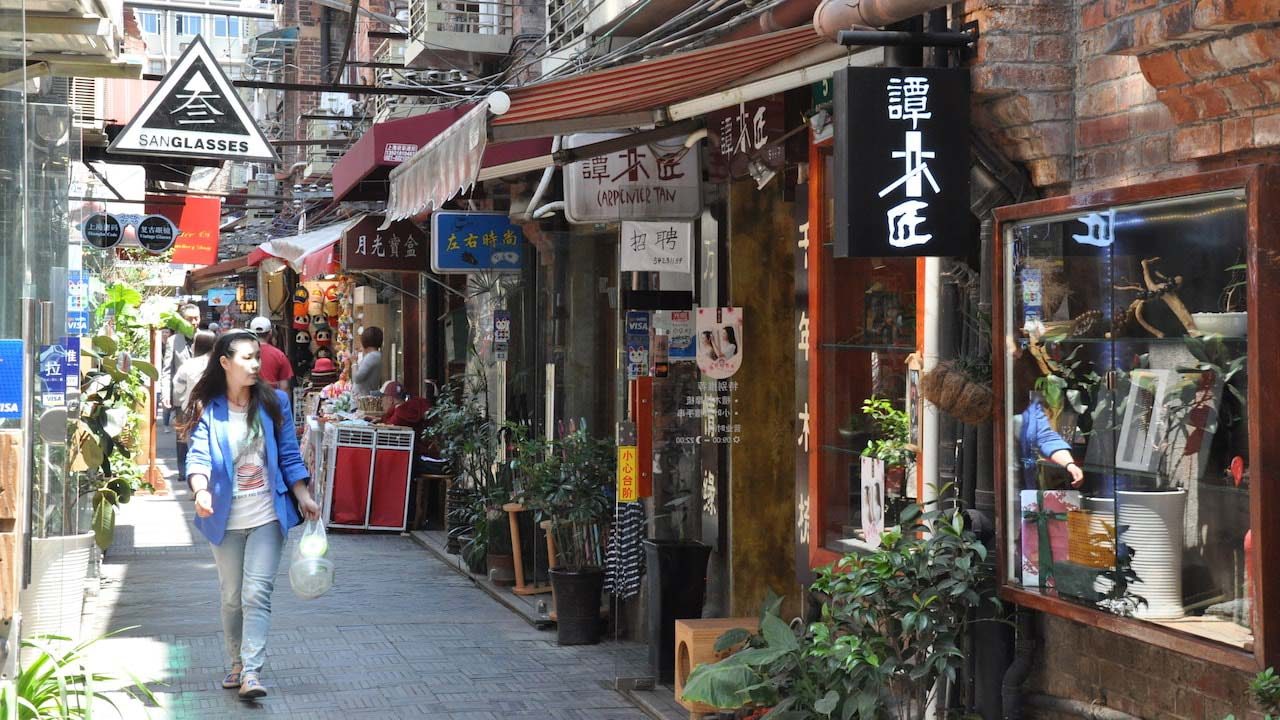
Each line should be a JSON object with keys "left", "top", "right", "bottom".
{"left": 430, "top": 211, "right": 526, "bottom": 274}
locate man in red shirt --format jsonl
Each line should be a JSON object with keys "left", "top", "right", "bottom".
{"left": 249, "top": 316, "right": 295, "bottom": 391}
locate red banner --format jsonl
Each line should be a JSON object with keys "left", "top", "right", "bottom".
{"left": 146, "top": 194, "right": 220, "bottom": 265}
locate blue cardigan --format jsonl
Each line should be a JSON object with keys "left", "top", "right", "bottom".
{"left": 1019, "top": 402, "right": 1072, "bottom": 489}
{"left": 185, "top": 390, "right": 311, "bottom": 545}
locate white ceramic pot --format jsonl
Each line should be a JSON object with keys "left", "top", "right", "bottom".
{"left": 1117, "top": 490, "right": 1186, "bottom": 620}
{"left": 20, "top": 532, "right": 94, "bottom": 662}
{"left": 1192, "top": 312, "right": 1248, "bottom": 337}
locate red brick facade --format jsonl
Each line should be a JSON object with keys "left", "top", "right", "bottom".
{"left": 961, "top": 0, "right": 1280, "bottom": 716}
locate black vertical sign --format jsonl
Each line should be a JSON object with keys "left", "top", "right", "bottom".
{"left": 834, "top": 66, "right": 970, "bottom": 257}
{"left": 794, "top": 185, "right": 814, "bottom": 586}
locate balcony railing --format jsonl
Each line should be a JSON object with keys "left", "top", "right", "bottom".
{"left": 405, "top": 0, "right": 513, "bottom": 67}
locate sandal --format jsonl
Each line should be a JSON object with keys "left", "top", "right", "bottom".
{"left": 221, "top": 664, "right": 243, "bottom": 689}
{"left": 238, "top": 672, "right": 267, "bottom": 700}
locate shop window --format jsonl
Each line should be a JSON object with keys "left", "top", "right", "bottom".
{"left": 995, "top": 166, "right": 1280, "bottom": 670}
{"left": 806, "top": 143, "right": 920, "bottom": 562}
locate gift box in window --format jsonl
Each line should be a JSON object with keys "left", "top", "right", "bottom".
{"left": 1020, "top": 489, "right": 1081, "bottom": 589}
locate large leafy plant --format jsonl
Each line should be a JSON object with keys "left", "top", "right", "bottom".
{"left": 1, "top": 629, "right": 157, "bottom": 719}
{"left": 684, "top": 496, "right": 995, "bottom": 720}
{"left": 512, "top": 427, "right": 615, "bottom": 571}
{"left": 427, "top": 376, "right": 503, "bottom": 567}
{"left": 70, "top": 284, "right": 158, "bottom": 550}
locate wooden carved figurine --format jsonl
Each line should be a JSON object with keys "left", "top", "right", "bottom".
{"left": 1109, "top": 257, "right": 1200, "bottom": 339}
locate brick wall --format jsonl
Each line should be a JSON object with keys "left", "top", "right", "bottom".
{"left": 962, "top": 0, "right": 1280, "bottom": 716}
{"left": 963, "top": 0, "right": 1280, "bottom": 195}
{"left": 1026, "top": 615, "right": 1265, "bottom": 719}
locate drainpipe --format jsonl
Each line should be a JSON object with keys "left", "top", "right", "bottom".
{"left": 1001, "top": 608, "right": 1035, "bottom": 719}
{"left": 813, "top": 0, "right": 955, "bottom": 39}
{"left": 716, "top": 0, "right": 823, "bottom": 42}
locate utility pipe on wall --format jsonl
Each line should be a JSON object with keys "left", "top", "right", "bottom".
{"left": 813, "top": 0, "right": 954, "bottom": 39}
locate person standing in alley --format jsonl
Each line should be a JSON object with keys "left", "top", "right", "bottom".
{"left": 350, "top": 326, "right": 383, "bottom": 396}
{"left": 179, "top": 330, "right": 320, "bottom": 700}
{"left": 249, "top": 316, "right": 294, "bottom": 393}
{"left": 163, "top": 303, "right": 202, "bottom": 432}
{"left": 172, "top": 330, "right": 216, "bottom": 481}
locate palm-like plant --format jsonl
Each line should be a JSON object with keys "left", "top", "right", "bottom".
{"left": 2, "top": 629, "right": 158, "bottom": 719}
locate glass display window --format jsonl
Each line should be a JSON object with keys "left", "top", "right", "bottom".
{"left": 805, "top": 142, "right": 921, "bottom": 564}
{"left": 994, "top": 166, "right": 1280, "bottom": 670}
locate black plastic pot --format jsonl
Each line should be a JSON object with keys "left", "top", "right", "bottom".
{"left": 644, "top": 539, "right": 712, "bottom": 683}
{"left": 549, "top": 566, "right": 605, "bottom": 646}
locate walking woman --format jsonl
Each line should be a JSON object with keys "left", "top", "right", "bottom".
{"left": 178, "top": 331, "right": 321, "bottom": 700}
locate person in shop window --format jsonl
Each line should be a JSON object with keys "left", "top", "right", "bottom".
{"left": 1011, "top": 344, "right": 1085, "bottom": 490}
{"left": 350, "top": 326, "right": 383, "bottom": 396}
{"left": 179, "top": 331, "right": 321, "bottom": 700}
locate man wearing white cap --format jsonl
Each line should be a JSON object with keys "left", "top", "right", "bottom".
{"left": 249, "top": 316, "right": 294, "bottom": 392}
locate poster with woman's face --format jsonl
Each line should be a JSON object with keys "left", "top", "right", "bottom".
{"left": 861, "top": 456, "right": 885, "bottom": 547}
{"left": 696, "top": 307, "right": 743, "bottom": 379}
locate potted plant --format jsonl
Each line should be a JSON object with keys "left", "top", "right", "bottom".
{"left": 684, "top": 498, "right": 995, "bottom": 719}
{"left": 1192, "top": 260, "right": 1248, "bottom": 337}
{"left": 859, "top": 396, "right": 915, "bottom": 523}
{"left": 426, "top": 376, "right": 499, "bottom": 560}
{"left": 644, "top": 450, "right": 712, "bottom": 683}
{"left": 5, "top": 629, "right": 158, "bottom": 717}
{"left": 517, "top": 428, "right": 615, "bottom": 645}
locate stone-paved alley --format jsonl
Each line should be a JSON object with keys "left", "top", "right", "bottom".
{"left": 80, "top": 438, "right": 665, "bottom": 719}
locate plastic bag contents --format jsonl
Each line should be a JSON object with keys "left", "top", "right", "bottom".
{"left": 289, "top": 519, "right": 334, "bottom": 599}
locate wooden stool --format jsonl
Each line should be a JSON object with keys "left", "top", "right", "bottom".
{"left": 503, "top": 503, "right": 552, "bottom": 596}
{"left": 674, "top": 617, "right": 758, "bottom": 719}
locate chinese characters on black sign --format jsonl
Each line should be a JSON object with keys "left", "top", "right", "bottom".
{"left": 341, "top": 215, "right": 431, "bottom": 272}
{"left": 833, "top": 67, "right": 970, "bottom": 257}
{"left": 707, "top": 97, "right": 786, "bottom": 181}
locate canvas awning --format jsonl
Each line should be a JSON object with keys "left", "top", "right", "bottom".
{"left": 248, "top": 223, "right": 346, "bottom": 276}
{"left": 383, "top": 29, "right": 880, "bottom": 224}
{"left": 334, "top": 108, "right": 554, "bottom": 202}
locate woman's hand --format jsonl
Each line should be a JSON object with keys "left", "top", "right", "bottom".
{"left": 194, "top": 489, "right": 214, "bottom": 518}
{"left": 1066, "top": 462, "right": 1085, "bottom": 488}
{"left": 292, "top": 483, "right": 321, "bottom": 521}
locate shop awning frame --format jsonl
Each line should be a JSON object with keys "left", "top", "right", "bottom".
{"left": 248, "top": 223, "right": 348, "bottom": 275}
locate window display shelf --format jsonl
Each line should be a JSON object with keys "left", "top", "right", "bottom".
{"left": 1039, "top": 335, "right": 1247, "bottom": 345}
{"left": 822, "top": 444, "right": 863, "bottom": 456}
{"left": 820, "top": 342, "right": 915, "bottom": 353}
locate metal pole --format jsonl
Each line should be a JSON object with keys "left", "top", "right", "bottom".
{"left": 837, "top": 29, "right": 976, "bottom": 47}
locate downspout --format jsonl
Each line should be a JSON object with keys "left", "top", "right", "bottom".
{"left": 813, "top": 0, "right": 955, "bottom": 38}
{"left": 1002, "top": 608, "right": 1035, "bottom": 719}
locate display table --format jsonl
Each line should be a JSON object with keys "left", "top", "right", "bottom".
{"left": 319, "top": 422, "right": 414, "bottom": 531}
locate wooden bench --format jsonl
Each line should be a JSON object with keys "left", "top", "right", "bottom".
{"left": 674, "top": 617, "right": 759, "bottom": 719}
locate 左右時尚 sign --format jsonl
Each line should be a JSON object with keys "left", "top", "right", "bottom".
{"left": 137, "top": 214, "right": 178, "bottom": 253}
{"left": 617, "top": 445, "right": 639, "bottom": 502}
{"left": 833, "top": 67, "right": 970, "bottom": 257}
{"left": 82, "top": 213, "right": 122, "bottom": 249}
{"left": 564, "top": 133, "right": 701, "bottom": 223}
{"left": 620, "top": 221, "right": 692, "bottom": 274}
{"left": 430, "top": 212, "right": 525, "bottom": 273}
{"left": 342, "top": 215, "right": 430, "bottom": 272}
{"left": 108, "top": 36, "right": 278, "bottom": 162}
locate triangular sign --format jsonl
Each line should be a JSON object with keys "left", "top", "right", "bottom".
{"left": 109, "top": 35, "right": 278, "bottom": 163}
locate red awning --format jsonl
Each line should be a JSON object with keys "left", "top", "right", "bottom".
{"left": 491, "top": 26, "right": 826, "bottom": 133}
{"left": 333, "top": 107, "right": 553, "bottom": 201}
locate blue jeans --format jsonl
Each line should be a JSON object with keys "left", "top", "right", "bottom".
{"left": 209, "top": 522, "right": 284, "bottom": 674}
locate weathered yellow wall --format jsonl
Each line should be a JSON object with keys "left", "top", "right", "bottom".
{"left": 728, "top": 179, "right": 799, "bottom": 618}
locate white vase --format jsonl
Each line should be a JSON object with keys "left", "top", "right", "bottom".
{"left": 19, "top": 532, "right": 94, "bottom": 663}
{"left": 1117, "top": 490, "right": 1186, "bottom": 620}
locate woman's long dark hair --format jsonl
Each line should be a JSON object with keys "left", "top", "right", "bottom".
{"left": 177, "top": 331, "right": 284, "bottom": 441}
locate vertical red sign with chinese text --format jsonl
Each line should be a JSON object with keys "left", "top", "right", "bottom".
{"left": 147, "top": 194, "right": 220, "bottom": 265}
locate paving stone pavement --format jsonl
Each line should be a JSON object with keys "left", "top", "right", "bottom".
{"left": 81, "top": 432, "right": 657, "bottom": 720}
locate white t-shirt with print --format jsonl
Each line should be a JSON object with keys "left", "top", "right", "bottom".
{"left": 224, "top": 409, "right": 277, "bottom": 531}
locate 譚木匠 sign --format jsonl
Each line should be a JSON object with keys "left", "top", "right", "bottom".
{"left": 833, "top": 67, "right": 970, "bottom": 257}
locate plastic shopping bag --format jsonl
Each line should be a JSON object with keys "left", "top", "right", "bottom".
{"left": 289, "top": 519, "right": 334, "bottom": 600}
